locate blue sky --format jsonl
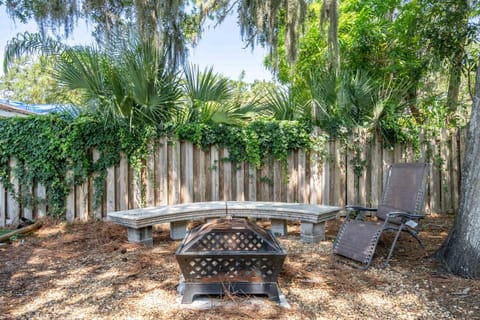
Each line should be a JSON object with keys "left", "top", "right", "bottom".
{"left": 0, "top": 8, "right": 272, "bottom": 83}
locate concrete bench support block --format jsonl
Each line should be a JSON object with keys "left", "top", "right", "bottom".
{"left": 270, "top": 219, "right": 287, "bottom": 236}
{"left": 128, "top": 226, "right": 153, "bottom": 246}
{"left": 170, "top": 221, "right": 188, "bottom": 240}
{"left": 300, "top": 222, "right": 325, "bottom": 243}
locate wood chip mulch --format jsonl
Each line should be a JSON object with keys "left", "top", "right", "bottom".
{"left": 0, "top": 214, "right": 479, "bottom": 320}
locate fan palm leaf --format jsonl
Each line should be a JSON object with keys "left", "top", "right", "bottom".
{"left": 263, "top": 86, "right": 307, "bottom": 120}
{"left": 180, "top": 64, "right": 255, "bottom": 125}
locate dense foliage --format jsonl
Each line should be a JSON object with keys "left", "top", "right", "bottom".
{"left": 272, "top": 0, "right": 477, "bottom": 144}
{"left": 0, "top": 114, "right": 312, "bottom": 216}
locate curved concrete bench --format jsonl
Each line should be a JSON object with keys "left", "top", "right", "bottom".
{"left": 107, "top": 201, "right": 340, "bottom": 246}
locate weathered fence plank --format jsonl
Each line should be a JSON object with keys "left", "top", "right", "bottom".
{"left": 169, "top": 142, "right": 181, "bottom": 205}
{"left": 7, "top": 158, "right": 20, "bottom": 225}
{"left": 287, "top": 152, "right": 296, "bottom": 203}
{"left": 236, "top": 162, "right": 245, "bottom": 201}
{"left": 106, "top": 167, "right": 116, "bottom": 214}
{"left": 248, "top": 164, "right": 256, "bottom": 201}
{"left": 23, "top": 184, "right": 33, "bottom": 220}
{"left": 194, "top": 145, "right": 207, "bottom": 202}
{"left": 66, "top": 171, "right": 75, "bottom": 222}
{"left": 298, "top": 150, "right": 306, "bottom": 203}
{"left": 0, "top": 182, "right": 6, "bottom": 227}
{"left": 118, "top": 154, "right": 129, "bottom": 211}
{"left": 374, "top": 136, "right": 385, "bottom": 207}
{"left": 157, "top": 138, "right": 168, "bottom": 205}
{"left": 92, "top": 150, "right": 103, "bottom": 219}
{"left": 181, "top": 141, "right": 194, "bottom": 203}
{"left": 77, "top": 180, "right": 89, "bottom": 221}
{"left": 36, "top": 183, "right": 47, "bottom": 218}
{"left": 441, "top": 128, "right": 452, "bottom": 213}
{"left": 210, "top": 146, "right": 219, "bottom": 201}
{"left": 222, "top": 148, "right": 232, "bottom": 201}
{"left": 145, "top": 146, "right": 155, "bottom": 208}
{"left": 358, "top": 131, "right": 368, "bottom": 207}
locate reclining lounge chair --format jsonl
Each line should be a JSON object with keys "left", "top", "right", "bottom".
{"left": 332, "top": 163, "right": 429, "bottom": 269}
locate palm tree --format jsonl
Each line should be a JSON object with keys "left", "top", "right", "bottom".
{"left": 178, "top": 64, "right": 257, "bottom": 126}
{"left": 4, "top": 31, "right": 182, "bottom": 128}
{"left": 55, "top": 35, "right": 182, "bottom": 127}
{"left": 262, "top": 85, "right": 310, "bottom": 121}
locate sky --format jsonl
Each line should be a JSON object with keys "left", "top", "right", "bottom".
{"left": 0, "top": 8, "right": 272, "bottom": 83}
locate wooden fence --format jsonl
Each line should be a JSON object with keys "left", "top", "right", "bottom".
{"left": 0, "top": 128, "right": 467, "bottom": 226}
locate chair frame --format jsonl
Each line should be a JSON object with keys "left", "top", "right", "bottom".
{"left": 333, "top": 163, "right": 429, "bottom": 269}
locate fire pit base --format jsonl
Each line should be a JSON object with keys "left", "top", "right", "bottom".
{"left": 181, "top": 282, "right": 283, "bottom": 304}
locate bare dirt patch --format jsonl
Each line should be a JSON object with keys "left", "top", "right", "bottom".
{"left": 0, "top": 214, "right": 479, "bottom": 319}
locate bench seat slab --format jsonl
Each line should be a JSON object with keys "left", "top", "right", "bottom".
{"left": 108, "top": 201, "right": 340, "bottom": 245}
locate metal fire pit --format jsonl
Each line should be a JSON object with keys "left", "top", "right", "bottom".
{"left": 175, "top": 218, "right": 287, "bottom": 304}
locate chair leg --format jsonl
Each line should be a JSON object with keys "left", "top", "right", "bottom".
{"left": 381, "top": 226, "right": 404, "bottom": 269}
{"left": 410, "top": 232, "right": 425, "bottom": 249}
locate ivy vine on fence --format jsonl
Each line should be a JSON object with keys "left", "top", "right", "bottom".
{"left": 0, "top": 114, "right": 315, "bottom": 218}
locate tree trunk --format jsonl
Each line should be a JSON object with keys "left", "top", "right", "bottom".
{"left": 446, "top": 51, "right": 463, "bottom": 114}
{"left": 435, "top": 55, "right": 480, "bottom": 279}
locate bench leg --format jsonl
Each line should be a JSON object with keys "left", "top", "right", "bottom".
{"left": 127, "top": 227, "right": 153, "bottom": 246}
{"left": 300, "top": 222, "right": 325, "bottom": 243}
{"left": 270, "top": 219, "right": 287, "bottom": 236}
{"left": 170, "top": 221, "right": 188, "bottom": 240}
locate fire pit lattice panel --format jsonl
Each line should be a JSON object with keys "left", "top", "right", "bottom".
{"left": 176, "top": 218, "right": 287, "bottom": 304}
{"left": 190, "top": 231, "right": 270, "bottom": 251}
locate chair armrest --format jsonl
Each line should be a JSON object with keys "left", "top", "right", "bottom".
{"left": 345, "top": 205, "right": 377, "bottom": 220}
{"left": 385, "top": 211, "right": 424, "bottom": 230}
{"left": 386, "top": 211, "right": 424, "bottom": 220}
{"left": 345, "top": 205, "right": 377, "bottom": 212}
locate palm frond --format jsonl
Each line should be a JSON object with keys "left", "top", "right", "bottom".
{"left": 183, "top": 64, "right": 233, "bottom": 103}
{"left": 264, "top": 86, "right": 306, "bottom": 120}
{"left": 3, "top": 32, "right": 65, "bottom": 72}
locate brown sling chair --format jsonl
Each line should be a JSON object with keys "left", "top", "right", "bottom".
{"left": 332, "top": 163, "right": 429, "bottom": 269}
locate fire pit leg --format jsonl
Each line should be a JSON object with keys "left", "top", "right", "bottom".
{"left": 181, "top": 282, "right": 283, "bottom": 304}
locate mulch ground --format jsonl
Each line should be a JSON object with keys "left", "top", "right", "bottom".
{"left": 0, "top": 214, "right": 479, "bottom": 320}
